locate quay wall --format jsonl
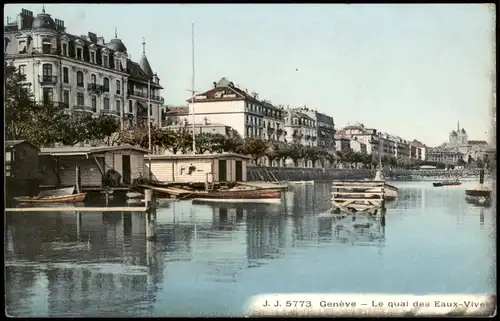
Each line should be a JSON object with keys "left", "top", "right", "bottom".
{"left": 247, "top": 166, "right": 485, "bottom": 182}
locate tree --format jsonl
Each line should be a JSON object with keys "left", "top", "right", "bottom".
{"left": 5, "top": 63, "right": 37, "bottom": 140}
{"left": 304, "top": 146, "right": 322, "bottom": 168}
{"left": 242, "top": 138, "right": 269, "bottom": 163}
{"left": 287, "top": 143, "right": 306, "bottom": 167}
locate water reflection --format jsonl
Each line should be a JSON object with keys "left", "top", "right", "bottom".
{"left": 5, "top": 181, "right": 496, "bottom": 317}
{"left": 317, "top": 214, "right": 386, "bottom": 248}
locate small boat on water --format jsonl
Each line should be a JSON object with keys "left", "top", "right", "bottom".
{"left": 13, "top": 186, "right": 87, "bottom": 204}
{"left": 190, "top": 188, "right": 282, "bottom": 204}
{"left": 464, "top": 169, "right": 492, "bottom": 206}
{"left": 433, "top": 180, "right": 462, "bottom": 187}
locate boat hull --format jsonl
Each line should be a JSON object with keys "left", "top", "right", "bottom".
{"left": 465, "top": 189, "right": 491, "bottom": 198}
{"left": 14, "top": 193, "right": 87, "bottom": 204}
{"left": 191, "top": 188, "right": 282, "bottom": 204}
{"left": 433, "top": 181, "right": 462, "bottom": 187}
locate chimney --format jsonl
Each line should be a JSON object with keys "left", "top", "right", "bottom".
{"left": 213, "top": 81, "right": 217, "bottom": 88}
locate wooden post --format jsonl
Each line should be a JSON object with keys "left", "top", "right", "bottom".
{"left": 145, "top": 189, "right": 154, "bottom": 211}
{"left": 145, "top": 189, "right": 156, "bottom": 241}
{"left": 75, "top": 165, "right": 81, "bottom": 194}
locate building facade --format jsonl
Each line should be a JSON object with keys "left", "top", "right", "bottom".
{"left": 284, "top": 108, "right": 317, "bottom": 147}
{"left": 185, "top": 77, "right": 285, "bottom": 141}
{"left": 293, "top": 107, "right": 335, "bottom": 153}
{"left": 426, "top": 146, "right": 464, "bottom": 165}
{"left": 4, "top": 7, "right": 164, "bottom": 130}
{"left": 410, "top": 139, "right": 427, "bottom": 161}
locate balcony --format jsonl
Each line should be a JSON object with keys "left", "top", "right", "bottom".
{"left": 266, "top": 126, "right": 275, "bottom": 132}
{"left": 73, "top": 104, "right": 95, "bottom": 113}
{"left": 87, "top": 83, "right": 103, "bottom": 93}
{"left": 127, "top": 90, "right": 164, "bottom": 103}
{"left": 38, "top": 75, "right": 57, "bottom": 85}
{"left": 102, "top": 109, "right": 119, "bottom": 116}
{"left": 76, "top": 82, "right": 85, "bottom": 88}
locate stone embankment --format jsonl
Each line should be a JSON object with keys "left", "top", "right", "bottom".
{"left": 247, "top": 166, "right": 484, "bottom": 182}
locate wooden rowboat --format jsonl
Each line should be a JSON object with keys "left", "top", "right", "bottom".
{"left": 14, "top": 192, "right": 87, "bottom": 204}
{"left": 191, "top": 188, "right": 282, "bottom": 204}
{"left": 433, "top": 180, "right": 462, "bottom": 187}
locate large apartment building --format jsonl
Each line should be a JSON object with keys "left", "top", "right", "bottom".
{"left": 185, "top": 77, "right": 286, "bottom": 141}
{"left": 4, "top": 7, "right": 164, "bottom": 128}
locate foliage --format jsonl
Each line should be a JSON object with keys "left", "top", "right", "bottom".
{"left": 243, "top": 138, "right": 269, "bottom": 162}
{"left": 287, "top": 143, "right": 306, "bottom": 167}
{"left": 5, "top": 63, "right": 120, "bottom": 147}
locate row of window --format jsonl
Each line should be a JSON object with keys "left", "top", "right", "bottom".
{"left": 19, "top": 40, "right": 122, "bottom": 70}
{"left": 245, "top": 102, "right": 283, "bottom": 119}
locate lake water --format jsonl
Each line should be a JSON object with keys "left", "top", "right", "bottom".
{"left": 5, "top": 181, "right": 496, "bottom": 317}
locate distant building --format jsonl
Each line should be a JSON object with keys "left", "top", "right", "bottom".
{"left": 426, "top": 146, "right": 463, "bottom": 166}
{"left": 284, "top": 108, "right": 317, "bottom": 147}
{"left": 410, "top": 140, "right": 427, "bottom": 161}
{"left": 163, "top": 105, "right": 189, "bottom": 126}
{"left": 338, "top": 123, "right": 379, "bottom": 155}
{"left": 434, "top": 121, "right": 491, "bottom": 163}
{"left": 350, "top": 138, "right": 367, "bottom": 154}
{"left": 334, "top": 135, "right": 351, "bottom": 152}
{"left": 164, "top": 119, "right": 234, "bottom": 137}
{"left": 185, "top": 77, "right": 285, "bottom": 141}
{"left": 292, "top": 107, "right": 335, "bottom": 153}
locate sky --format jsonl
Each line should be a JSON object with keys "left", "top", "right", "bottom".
{"left": 4, "top": 4, "right": 495, "bottom": 147}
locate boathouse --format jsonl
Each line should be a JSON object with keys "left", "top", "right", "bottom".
{"left": 5, "top": 140, "right": 41, "bottom": 197}
{"left": 39, "top": 145, "right": 149, "bottom": 188}
{"left": 146, "top": 153, "right": 250, "bottom": 183}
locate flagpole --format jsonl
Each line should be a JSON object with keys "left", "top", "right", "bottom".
{"left": 191, "top": 22, "right": 196, "bottom": 154}
{"left": 148, "top": 78, "right": 152, "bottom": 179}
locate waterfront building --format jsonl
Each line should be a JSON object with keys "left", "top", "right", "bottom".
{"left": 433, "top": 121, "right": 491, "bottom": 163}
{"left": 409, "top": 140, "right": 427, "bottom": 161}
{"left": 350, "top": 138, "right": 367, "bottom": 154}
{"left": 38, "top": 145, "right": 149, "bottom": 188}
{"left": 284, "top": 108, "right": 317, "bottom": 147}
{"left": 334, "top": 134, "right": 351, "bottom": 152}
{"left": 4, "top": 7, "right": 164, "bottom": 129}
{"left": 5, "top": 140, "right": 40, "bottom": 198}
{"left": 425, "top": 146, "right": 464, "bottom": 166}
{"left": 163, "top": 105, "right": 189, "bottom": 126}
{"left": 338, "top": 123, "right": 379, "bottom": 155}
{"left": 186, "top": 77, "right": 285, "bottom": 141}
{"left": 292, "top": 107, "right": 335, "bottom": 153}
{"left": 164, "top": 119, "right": 235, "bottom": 137}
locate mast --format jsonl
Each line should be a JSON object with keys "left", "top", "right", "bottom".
{"left": 191, "top": 23, "right": 196, "bottom": 154}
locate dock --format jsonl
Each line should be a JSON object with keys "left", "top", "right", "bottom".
{"left": 331, "top": 181, "right": 386, "bottom": 215}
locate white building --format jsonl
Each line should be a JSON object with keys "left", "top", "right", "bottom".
{"left": 293, "top": 107, "right": 335, "bottom": 153}
{"left": 185, "top": 77, "right": 285, "bottom": 141}
{"left": 284, "top": 108, "right": 317, "bottom": 147}
{"left": 339, "top": 123, "right": 379, "bottom": 155}
{"left": 4, "top": 7, "right": 164, "bottom": 129}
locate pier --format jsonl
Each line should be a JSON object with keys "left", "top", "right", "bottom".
{"left": 331, "top": 181, "right": 386, "bottom": 215}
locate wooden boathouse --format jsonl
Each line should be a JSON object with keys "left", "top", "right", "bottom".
{"left": 38, "top": 145, "right": 149, "bottom": 191}
{"left": 146, "top": 153, "right": 250, "bottom": 184}
{"left": 5, "top": 140, "right": 41, "bottom": 198}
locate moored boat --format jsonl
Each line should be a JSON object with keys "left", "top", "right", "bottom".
{"left": 14, "top": 192, "right": 87, "bottom": 204}
{"left": 433, "top": 180, "right": 462, "bottom": 187}
{"left": 190, "top": 188, "right": 282, "bottom": 204}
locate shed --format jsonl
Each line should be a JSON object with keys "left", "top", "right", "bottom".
{"left": 146, "top": 153, "right": 250, "bottom": 184}
{"left": 39, "top": 145, "right": 149, "bottom": 188}
{"left": 5, "top": 140, "right": 40, "bottom": 179}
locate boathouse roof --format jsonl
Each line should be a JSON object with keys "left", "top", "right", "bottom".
{"left": 39, "top": 145, "right": 149, "bottom": 156}
{"left": 149, "top": 153, "right": 251, "bottom": 160}
{"left": 5, "top": 140, "right": 39, "bottom": 150}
